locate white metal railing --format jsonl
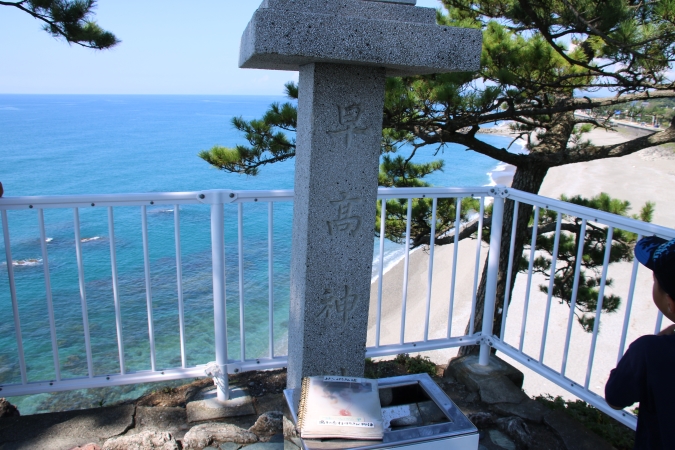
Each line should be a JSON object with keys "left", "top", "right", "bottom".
{"left": 1, "top": 186, "right": 673, "bottom": 431}
{"left": 0, "top": 190, "right": 294, "bottom": 397}
{"left": 485, "top": 188, "right": 675, "bottom": 430}
{"left": 366, "top": 187, "right": 492, "bottom": 358}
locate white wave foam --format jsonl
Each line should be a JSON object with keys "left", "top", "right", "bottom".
{"left": 13, "top": 258, "right": 42, "bottom": 267}
{"left": 45, "top": 237, "right": 54, "bottom": 243}
{"left": 81, "top": 236, "right": 102, "bottom": 243}
{"left": 484, "top": 136, "right": 525, "bottom": 187}
{"left": 371, "top": 245, "right": 423, "bottom": 283}
{"left": 487, "top": 162, "right": 517, "bottom": 187}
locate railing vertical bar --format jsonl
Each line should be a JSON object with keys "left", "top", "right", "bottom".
{"left": 400, "top": 199, "right": 413, "bottom": 344}
{"left": 469, "top": 197, "right": 485, "bottom": 336}
{"left": 585, "top": 227, "right": 614, "bottom": 390}
{"left": 618, "top": 242, "right": 641, "bottom": 362}
{"left": 38, "top": 209, "right": 61, "bottom": 381}
{"left": 519, "top": 206, "right": 540, "bottom": 352}
{"left": 211, "top": 202, "right": 229, "bottom": 401}
{"left": 141, "top": 206, "right": 157, "bottom": 372}
{"left": 424, "top": 197, "right": 438, "bottom": 342}
{"left": 539, "top": 213, "right": 562, "bottom": 362}
{"left": 73, "top": 208, "right": 94, "bottom": 378}
{"left": 376, "top": 199, "right": 387, "bottom": 348}
{"left": 1, "top": 211, "right": 28, "bottom": 384}
{"left": 238, "top": 203, "right": 245, "bottom": 362}
{"left": 174, "top": 205, "right": 187, "bottom": 369}
{"left": 108, "top": 207, "right": 125, "bottom": 374}
{"left": 655, "top": 311, "right": 664, "bottom": 335}
{"left": 268, "top": 202, "right": 275, "bottom": 359}
{"left": 479, "top": 190, "right": 505, "bottom": 365}
{"left": 561, "top": 219, "right": 587, "bottom": 375}
{"left": 447, "top": 197, "right": 462, "bottom": 338}
{"left": 500, "top": 200, "right": 520, "bottom": 340}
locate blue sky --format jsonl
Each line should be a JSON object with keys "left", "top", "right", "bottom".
{"left": 0, "top": 0, "right": 443, "bottom": 95}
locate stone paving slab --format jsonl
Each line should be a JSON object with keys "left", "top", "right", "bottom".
{"left": 136, "top": 406, "right": 189, "bottom": 438}
{"left": 0, "top": 405, "right": 134, "bottom": 450}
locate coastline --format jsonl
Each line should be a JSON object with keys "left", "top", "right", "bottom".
{"left": 369, "top": 129, "right": 525, "bottom": 284}
{"left": 479, "top": 124, "right": 522, "bottom": 187}
{"left": 369, "top": 125, "right": 675, "bottom": 401}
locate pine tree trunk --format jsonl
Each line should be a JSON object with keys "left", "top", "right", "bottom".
{"left": 457, "top": 163, "right": 549, "bottom": 357}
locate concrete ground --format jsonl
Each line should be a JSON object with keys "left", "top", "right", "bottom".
{"left": 0, "top": 360, "right": 627, "bottom": 450}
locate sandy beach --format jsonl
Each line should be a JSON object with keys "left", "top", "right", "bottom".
{"left": 368, "top": 125, "right": 675, "bottom": 401}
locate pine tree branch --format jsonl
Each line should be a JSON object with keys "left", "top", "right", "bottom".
{"left": 477, "top": 91, "right": 675, "bottom": 124}
{"left": 552, "top": 120, "right": 675, "bottom": 166}
{"left": 443, "top": 132, "right": 528, "bottom": 166}
{"left": 558, "top": 0, "right": 652, "bottom": 59}
{"left": 515, "top": 0, "right": 642, "bottom": 89}
{"left": 1, "top": 0, "right": 118, "bottom": 49}
{"left": 412, "top": 215, "right": 581, "bottom": 248}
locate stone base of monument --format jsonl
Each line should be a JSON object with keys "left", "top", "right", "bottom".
{"left": 284, "top": 373, "right": 479, "bottom": 449}
{"left": 186, "top": 386, "right": 256, "bottom": 423}
{"left": 444, "top": 354, "right": 525, "bottom": 394}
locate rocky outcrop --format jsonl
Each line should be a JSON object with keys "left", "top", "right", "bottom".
{"left": 496, "top": 416, "right": 532, "bottom": 448}
{"left": 0, "top": 398, "right": 20, "bottom": 418}
{"left": 68, "top": 444, "right": 101, "bottom": 450}
{"left": 248, "top": 411, "right": 283, "bottom": 441}
{"left": 182, "top": 423, "right": 258, "bottom": 449}
{"left": 283, "top": 415, "right": 298, "bottom": 439}
{"left": 102, "top": 430, "right": 178, "bottom": 450}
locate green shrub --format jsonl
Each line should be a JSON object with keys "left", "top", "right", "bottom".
{"left": 535, "top": 395, "right": 635, "bottom": 450}
{"left": 363, "top": 354, "right": 437, "bottom": 378}
{"left": 394, "top": 353, "right": 437, "bottom": 377}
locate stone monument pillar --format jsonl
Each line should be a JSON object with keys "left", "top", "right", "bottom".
{"left": 240, "top": 0, "right": 482, "bottom": 389}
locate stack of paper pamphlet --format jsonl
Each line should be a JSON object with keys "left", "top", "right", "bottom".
{"left": 297, "top": 376, "right": 384, "bottom": 440}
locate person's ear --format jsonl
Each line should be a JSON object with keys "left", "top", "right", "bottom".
{"left": 667, "top": 294, "right": 675, "bottom": 314}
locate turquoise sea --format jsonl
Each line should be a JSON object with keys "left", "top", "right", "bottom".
{"left": 0, "top": 95, "right": 513, "bottom": 414}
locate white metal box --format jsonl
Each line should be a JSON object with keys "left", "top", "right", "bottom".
{"left": 284, "top": 373, "right": 479, "bottom": 449}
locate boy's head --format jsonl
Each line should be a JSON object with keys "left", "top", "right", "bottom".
{"left": 636, "top": 236, "right": 675, "bottom": 301}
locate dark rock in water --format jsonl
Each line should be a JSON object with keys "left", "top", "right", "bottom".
{"left": 0, "top": 181, "right": 4, "bottom": 198}
{"left": 0, "top": 398, "right": 20, "bottom": 418}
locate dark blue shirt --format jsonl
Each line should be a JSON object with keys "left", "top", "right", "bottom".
{"left": 605, "top": 334, "right": 675, "bottom": 449}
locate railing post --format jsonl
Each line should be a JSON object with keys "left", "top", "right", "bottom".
{"left": 210, "top": 198, "right": 230, "bottom": 401}
{"left": 479, "top": 186, "right": 507, "bottom": 365}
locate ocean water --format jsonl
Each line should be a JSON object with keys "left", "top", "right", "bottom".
{"left": 0, "top": 95, "right": 514, "bottom": 413}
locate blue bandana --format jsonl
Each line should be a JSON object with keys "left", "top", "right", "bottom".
{"left": 635, "top": 236, "right": 675, "bottom": 299}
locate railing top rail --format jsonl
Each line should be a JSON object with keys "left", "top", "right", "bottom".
{"left": 2, "top": 185, "right": 671, "bottom": 242}
{"left": 377, "top": 186, "right": 493, "bottom": 198}
{"left": 0, "top": 189, "right": 296, "bottom": 210}
{"left": 0, "top": 186, "right": 495, "bottom": 210}
{"left": 0, "top": 191, "right": 205, "bottom": 210}
{"left": 508, "top": 188, "right": 675, "bottom": 240}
